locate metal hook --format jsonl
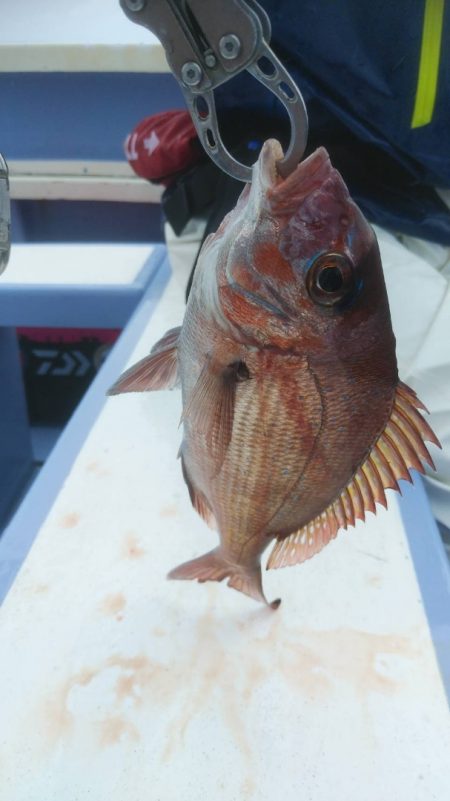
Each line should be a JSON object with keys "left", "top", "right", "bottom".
{"left": 247, "top": 42, "right": 308, "bottom": 179}
{"left": 119, "top": 0, "right": 308, "bottom": 182}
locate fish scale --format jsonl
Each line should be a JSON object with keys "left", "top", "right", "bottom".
{"left": 214, "top": 381, "right": 266, "bottom": 558}
{"left": 210, "top": 363, "right": 311, "bottom": 563}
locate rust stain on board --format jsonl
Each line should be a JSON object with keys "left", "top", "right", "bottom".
{"left": 115, "top": 673, "right": 141, "bottom": 704}
{"left": 43, "top": 656, "right": 153, "bottom": 749}
{"left": 98, "top": 716, "right": 140, "bottom": 747}
{"left": 241, "top": 776, "right": 257, "bottom": 799}
{"left": 159, "top": 503, "right": 179, "bottom": 518}
{"left": 100, "top": 593, "right": 127, "bottom": 617}
{"left": 86, "top": 460, "right": 110, "bottom": 477}
{"left": 59, "top": 512, "right": 80, "bottom": 530}
{"left": 161, "top": 588, "right": 221, "bottom": 762}
{"left": 122, "top": 532, "right": 146, "bottom": 560}
{"left": 152, "top": 627, "right": 166, "bottom": 638}
{"left": 32, "top": 583, "right": 50, "bottom": 595}
{"left": 44, "top": 667, "right": 97, "bottom": 744}
{"left": 42, "top": 603, "right": 419, "bottom": 779}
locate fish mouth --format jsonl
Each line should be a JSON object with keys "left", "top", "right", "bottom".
{"left": 257, "top": 140, "right": 332, "bottom": 191}
{"left": 253, "top": 140, "right": 336, "bottom": 214}
{"left": 254, "top": 138, "right": 284, "bottom": 190}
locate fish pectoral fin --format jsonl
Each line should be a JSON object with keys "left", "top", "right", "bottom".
{"left": 149, "top": 327, "right": 182, "bottom": 356}
{"left": 268, "top": 381, "right": 441, "bottom": 570}
{"left": 169, "top": 548, "right": 280, "bottom": 609}
{"left": 182, "top": 360, "right": 238, "bottom": 470}
{"left": 108, "top": 326, "right": 181, "bottom": 394}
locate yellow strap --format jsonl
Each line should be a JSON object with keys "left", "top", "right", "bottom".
{"left": 411, "top": 0, "right": 445, "bottom": 128}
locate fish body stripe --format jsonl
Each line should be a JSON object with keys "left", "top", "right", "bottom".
{"left": 267, "top": 383, "right": 441, "bottom": 570}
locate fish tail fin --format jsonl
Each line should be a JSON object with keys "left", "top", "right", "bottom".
{"left": 168, "top": 548, "right": 280, "bottom": 609}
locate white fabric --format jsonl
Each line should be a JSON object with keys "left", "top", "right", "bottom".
{"left": 375, "top": 226, "right": 450, "bottom": 526}
{"left": 165, "top": 219, "right": 450, "bottom": 526}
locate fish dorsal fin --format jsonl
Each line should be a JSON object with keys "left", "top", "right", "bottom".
{"left": 180, "top": 452, "right": 217, "bottom": 529}
{"left": 182, "top": 359, "right": 248, "bottom": 472}
{"left": 267, "top": 382, "right": 440, "bottom": 570}
{"left": 108, "top": 326, "right": 181, "bottom": 395}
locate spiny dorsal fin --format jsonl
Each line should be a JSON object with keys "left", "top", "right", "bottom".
{"left": 267, "top": 382, "right": 441, "bottom": 570}
{"left": 108, "top": 326, "right": 181, "bottom": 395}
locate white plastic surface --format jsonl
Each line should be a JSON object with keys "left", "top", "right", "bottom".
{"left": 0, "top": 273, "right": 449, "bottom": 801}
{"left": 1, "top": 243, "right": 152, "bottom": 285}
{"left": 0, "top": 0, "right": 168, "bottom": 72}
{"left": 8, "top": 160, "right": 162, "bottom": 204}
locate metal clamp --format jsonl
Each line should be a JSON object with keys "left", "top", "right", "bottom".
{"left": 0, "top": 154, "right": 11, "bottom": 274}
{"left": 120, "top": 0, "right": 308, "bottom": 181}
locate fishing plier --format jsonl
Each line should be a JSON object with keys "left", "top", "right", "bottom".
{"left": 120, "top": 0, "right": 308, "bottom": 182}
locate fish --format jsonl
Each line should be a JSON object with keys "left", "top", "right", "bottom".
{"left": 109, "top": 140, "right": 440, "bottom": 608}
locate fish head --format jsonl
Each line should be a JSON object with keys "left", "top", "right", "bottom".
{"left": 203, "top": 140, "right": 396, "bottom": 364}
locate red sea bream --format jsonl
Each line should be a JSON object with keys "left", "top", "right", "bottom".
{"left": 110, "top": 140, "right": 440, "bottom": 607}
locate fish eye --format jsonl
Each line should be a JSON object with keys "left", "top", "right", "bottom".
{"left": 306, "top": 252, "right": 355, "bottom": 307}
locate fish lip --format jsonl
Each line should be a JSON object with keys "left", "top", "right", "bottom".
{"left": 254, "top": 138, "right": 284, "bottom": 189}
{"left": 267, "top": 145, "right": 333, "bottom": 200}
{"left": 282, "top": 147, "right": 331, "bottom": 191}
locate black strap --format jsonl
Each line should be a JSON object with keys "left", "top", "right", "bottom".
{"left": 185, "top": 169, "right": 243, "bottom": 299}
{"left": 162, "top": 159, "right": 222, "bottom": 236}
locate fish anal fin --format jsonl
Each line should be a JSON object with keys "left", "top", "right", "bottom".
{"left": 398, "top": 381, "right": 428, "bottom": 412}
{"left": 354, "top": 467, "right": 376, "bottom": 514}
{"left": 378, "top": 432, "right": 412, "bottom": 483}
{"left": 385, "top": 420, "right": 424, "bottom": 474}
{"left": 180, "top": 453, "right": 216, "bottom": 529}
{"left": 169, "top": 548, "right": 279, "bottom": 608}
{"left": 347, "top": 480, "right": 365, "bottom": 521}
{"left": 341, "top": 488, "right": 355, "bottom": 527}
{"left": 394, "top": 393, "right": 441, "bottom": 449}
{"left": 267, "top": 510, "right": 339, "bottom": 570}
{"left": 362, "top": 458, "right": 387, "bottom": 508}
{"left": 332, "top": 497, "right": 348, "bottom": 529}
{"left": 109, "top": 326, "right": 181, "bottom": 394}
{"left": 268, "top": 382, "right": 440, "bottom": 571}
{"left": 391, "top": 407, "right": 436, "bottom": 469}
{"left": 371, "top": 447, "right": 400, "bottom": 493}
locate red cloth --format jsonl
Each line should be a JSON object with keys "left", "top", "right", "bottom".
{"left": 124, "top": 110, "right": 202, "bottom": 186}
